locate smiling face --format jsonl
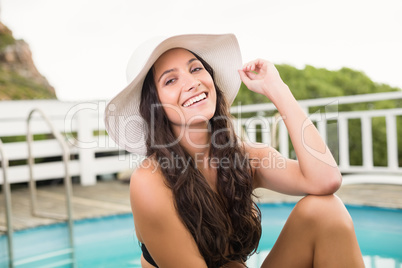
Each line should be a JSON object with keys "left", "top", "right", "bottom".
{"left": 153, "top": 48, "right": 217, "bottom": 128}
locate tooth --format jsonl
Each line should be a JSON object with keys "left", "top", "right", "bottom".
{"left": 183, "top": 93, "right": 208, "bottom": 107}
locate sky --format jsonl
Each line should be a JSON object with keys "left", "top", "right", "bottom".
{"left": 1, "top": 0, "right": 402, "bottom": 101}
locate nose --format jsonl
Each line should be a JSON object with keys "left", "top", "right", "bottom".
{"left": 182, "top": 73, "right": 200, "bottom": 92}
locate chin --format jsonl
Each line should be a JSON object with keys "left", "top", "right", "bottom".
{"left": 184, "top": 109, "right": 215, "bottom": 125}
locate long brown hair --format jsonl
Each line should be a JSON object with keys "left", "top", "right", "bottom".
{"left": 139, "top": 51, "right": 261, "bottom": 267}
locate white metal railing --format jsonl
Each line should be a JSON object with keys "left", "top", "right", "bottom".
{"left": 231, "top": 91, "right": 402, "bottom": 184}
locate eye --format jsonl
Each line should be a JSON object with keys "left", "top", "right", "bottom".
{"left": 165, "top": 78, "right": 176, "bottom": 86}
{"left": 191, "top": 67, "right": 203, "bottom": 73}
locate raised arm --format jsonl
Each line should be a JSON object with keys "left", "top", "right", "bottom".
{"left": 130, "top": 159, "right": 207, "bottom": 268}
{"left": 238, "top": 59, "right": 341, "bottom": 195}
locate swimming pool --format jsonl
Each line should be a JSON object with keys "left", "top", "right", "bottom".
{"left": 1, "top": 203, "right": 401, "bottom": 267}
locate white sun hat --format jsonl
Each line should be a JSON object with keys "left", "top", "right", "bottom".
{"left": 104, "top": 33, "right": 242, "bottom": 155}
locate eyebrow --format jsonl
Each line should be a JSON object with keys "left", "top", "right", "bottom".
{"left": 157, "top": 58, "right": 199, "bottom": 83}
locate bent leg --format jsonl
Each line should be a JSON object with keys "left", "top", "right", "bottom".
{"left": 261, "top": 195, "right": 364, "bottom": 268}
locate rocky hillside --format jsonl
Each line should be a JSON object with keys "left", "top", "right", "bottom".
{"left": 0, "top": 22, "right": 56, "bottom": 100}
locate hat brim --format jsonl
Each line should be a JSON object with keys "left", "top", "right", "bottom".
{"left": 105, "top": 33, "right": 242, "bottom": 155}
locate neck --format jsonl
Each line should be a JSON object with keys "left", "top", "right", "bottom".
{"left": 171, "top": 121, "right": 211, "bottom": 159}
{"left": 171, "top": 121, "right": 218, "bottom": 191}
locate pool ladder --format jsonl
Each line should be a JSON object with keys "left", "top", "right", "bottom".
{"left": 0, "top": 138, "right": 14, "bottom": 267}
{"left": 0, "top": 108, "right": 76, "bottom": 267}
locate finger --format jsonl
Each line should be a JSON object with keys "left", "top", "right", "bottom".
{"left": 242, "top": 64, "right": 250, "bottom": 72}
{"left": 242, "top": 61, "right": 254, "bottom": 71}
{"left": 244, "top": 59, "right": 267, "bottom": 72}
{"left": 238, "top": 70, "right": 251, "bottom": 86}
{"left": 246, "top": 71, "right": 259, "bottom": 80}
{"left": 252, "top": 59, "right": 264, "bottom": 72}
{"left": 243, "top": 61, "right": 265, "bottom": 75}
{"left": 241, "top": 69, "right": 260, "bottom": 81}
{"left": 238, "top": 69, "right": 248, "bottom": 81}
{"left": 239, "top": 67, "right": 259, "bottom": 80}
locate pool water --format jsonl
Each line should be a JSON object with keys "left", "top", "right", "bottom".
{"left": 1, "top": 203, "right": 401, "bottom": 267}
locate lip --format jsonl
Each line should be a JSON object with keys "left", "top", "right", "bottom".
{"left": 181, "top": 92, "right": 208, "bottom": 107}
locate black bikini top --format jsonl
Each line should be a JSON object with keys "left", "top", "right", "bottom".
{"left": 141, "top": 243, "right": 158, "bottom": 267}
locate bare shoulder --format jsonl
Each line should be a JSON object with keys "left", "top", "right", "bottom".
{"left": 130, "top": 157, "right": 172, "bottom": 219}
{"left": 130, "top": 157, "right": 163, "bottom": 190}
{"left": 129, "top": 156, "right": 175, "bottom": 242}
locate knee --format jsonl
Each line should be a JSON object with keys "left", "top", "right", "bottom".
{"left": 292, "top": 194, "right": 354, "bottom": 231}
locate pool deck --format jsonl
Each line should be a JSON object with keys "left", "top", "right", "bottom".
{"left": 1, "top": 180, "right": 402, "bottom": 232}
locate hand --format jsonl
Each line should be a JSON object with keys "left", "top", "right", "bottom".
{"left": 238, "top": 59, "right": 288, "bottom": 101}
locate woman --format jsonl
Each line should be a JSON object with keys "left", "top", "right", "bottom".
{"left": 105, "top": 34, "right": 364, "bottom": 267}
